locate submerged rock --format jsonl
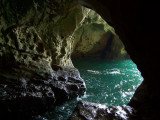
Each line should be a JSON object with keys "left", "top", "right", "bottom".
{"left": 68, "top": 101, "right": 137, "bottom": 120}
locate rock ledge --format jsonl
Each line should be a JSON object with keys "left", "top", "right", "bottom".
{"left": 68, "top": 101, "right": 137, "bottom": 120}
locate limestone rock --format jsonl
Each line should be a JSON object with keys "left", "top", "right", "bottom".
{"left": 68, "top": 101, "right": 137, "bottom": 120}
{"left": 0, "top": 65, "right": 86, "bottom": 119}
{"left": 72, "top": 10, "right": 128, "bottom": 60}
{"left": 0, "top": 0, "right": 90, "bottom": 68}
{"left": 0, "top": 0, "right": 88, "bottom": 118}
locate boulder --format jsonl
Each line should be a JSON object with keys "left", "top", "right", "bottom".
{"left": 0, "top": 64, "right": 86, "bottom": 119}
{"left": 69, "top": 101, "right": 137, "bottom": 120}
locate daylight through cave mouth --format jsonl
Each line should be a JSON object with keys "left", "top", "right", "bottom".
{"left": 71, "top": 7, "right": 143, "bottom": 103}
{"left": 71, "top": 8, "right": 143, "bottom": 106}
{"left": 0, "top": 0, "right": 148, "bottom": 119}
{"left": 40, "top": 8, "right": 143, "bottom": 120}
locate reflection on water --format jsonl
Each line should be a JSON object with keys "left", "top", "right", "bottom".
{"left": 39, "top": 59, "right": 143, "bottom": 120}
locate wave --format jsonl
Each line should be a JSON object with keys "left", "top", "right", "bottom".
{"left": 87, "top": 70, "right": 102, "bottom": 74}
{"left": 104, "top": 68, "right": 121, "bottom": 75}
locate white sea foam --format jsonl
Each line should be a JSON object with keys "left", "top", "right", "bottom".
{"left": 87, "top": 70, "right": 102, "bottom": 74}
{"left": 104, "top": 68, "right": 121, "bottom": 75}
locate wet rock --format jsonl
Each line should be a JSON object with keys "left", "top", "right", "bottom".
{"left": 68, "top": 101, "right": 137, "bottom": 120}
{"left": 51, "top": 67, "right": 86, "bottom": 105}
{"left": 0, "top": 65, "right": 86, "bottom": 119}
{"left": 0, "top": 74, "right": 55, "bottom": 119}
{"left": 0, "top": 0, "right": 88, "bottom": 119}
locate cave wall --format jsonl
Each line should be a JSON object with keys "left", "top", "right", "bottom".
{"left": 0, "top": 0, "right": 89, "bottom": 118}
{"left": 72, "top": 9, "right": 127, "bottom": 59}
{"left": 0, "top": 0, "right": 90, "bottom": 68}
{"left": 1, "top": 0, "right": 159, "bottom": 119}
{"left": 77, "top": 0, "right": 160, "bottom": 119}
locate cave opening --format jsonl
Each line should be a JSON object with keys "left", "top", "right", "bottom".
{"left": 71, "top": 8, "right": 143, "bottom": 106}
{"left": 39, "top": 8, "right": 143, "bottom": 120}
{"left": 1, "top": 0, "right": 151, "bottom": 119}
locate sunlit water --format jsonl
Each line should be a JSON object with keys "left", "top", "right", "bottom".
{"left": 39, "top": 59, "right": 143, "bottom": 120}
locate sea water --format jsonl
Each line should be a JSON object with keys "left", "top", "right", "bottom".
{"left": 39, "top": 59, "right": 143, "bottom": 120}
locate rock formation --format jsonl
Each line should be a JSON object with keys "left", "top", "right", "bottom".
{"left": 69, "top": 0, "right": 160, "bottom": 119}
{"left": 0, "top": 1, "right": 130, "bottom": 119}
{"left": 1, "top": 0, "right": 159, "bottom": 119}
{"left": 0, "top": 0, "right": 88, "bottom": 119}
{"left": 72, "top": 10, "right": 128, "bottom": 59}
{"left": 68, "top": 101, "right": 136, "bottom": 120}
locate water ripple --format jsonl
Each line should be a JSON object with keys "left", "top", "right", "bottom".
{"left": 40, "top": 59, "right": 143, "bottom": 120}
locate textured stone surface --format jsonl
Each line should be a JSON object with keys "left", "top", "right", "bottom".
{"left": 0, "top": 0, "right": 88, "bottom": 119}
{"left": 69, "top": 101, "right": 137, "bottom": 120}
{"left": 0, "top": 0, "right": 90, "bottom": 68}
{"left": 72, "top": 10, "right": 127, "bottom": 59}
{"left": 0, "top": 0, "right": 128, "bottom": 118}
{"left": 0, "top": 64, "right": 86, "bottom": 119}
{"left": 1, "top": 0, "right": 159, "bottom": 119}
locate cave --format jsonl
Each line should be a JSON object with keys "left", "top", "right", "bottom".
{"left": 0, "top": 0, "right": 160, "bottom": 120}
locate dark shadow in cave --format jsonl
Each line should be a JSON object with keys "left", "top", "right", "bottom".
{"left": 101, "top": 31, "right": 114, "bottom": 59}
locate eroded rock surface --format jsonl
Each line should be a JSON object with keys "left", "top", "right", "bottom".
{"left": 0, "top": 64, "right": 86, "bottom": 119}
{"left": 69, "top": 101, "right": 137, "bottom": 120}
{"left": 0, "top": 0, "right": 88, "bottom": 119}
{"left": 72, "top": 10, "right": 128, "bottom": 59}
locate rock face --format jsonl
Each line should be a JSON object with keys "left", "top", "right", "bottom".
{"left": 77, "top": 0, "right": 160, "bottom": 119}
{"left": 0, "top": 0, "right": 90, "bottom": 68}
{"left": 69, "top": 101, "right": 137, "bottom": 120}
{"left": 0, "top": 65, "right": 86, "bottom": 119}
{"left": 1, "top": 0, "right": 159, "bottom": 119}
{"left": 72, "top": 10, "right": 128, "bottom": 59}
{"left": 0, "top": 0, "right": 129, "bottom": 119}
{"left": 0, "top": 0, "right": 88, "bottom": 119}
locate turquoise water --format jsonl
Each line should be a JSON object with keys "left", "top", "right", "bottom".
{"left": 40, "top": 59, "right": 143, "bottom": 120}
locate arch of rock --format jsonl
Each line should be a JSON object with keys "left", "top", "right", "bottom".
{"left": 77, "top": 0, "right": 160, "bottom": 119}
{"left": 0, "top": 0, "right": 159, "bottom": 119}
